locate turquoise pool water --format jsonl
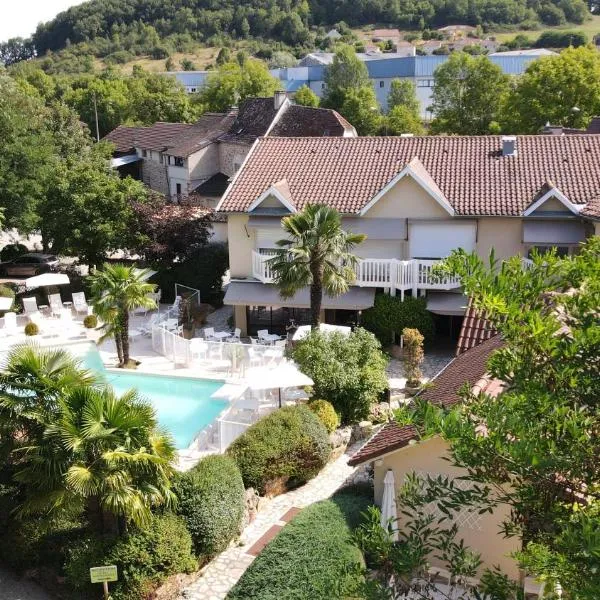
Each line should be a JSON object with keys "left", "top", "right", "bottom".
{"left": 80, "top": 345, "right": 226, "bottom": 450}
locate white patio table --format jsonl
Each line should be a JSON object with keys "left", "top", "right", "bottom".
{"left": 213, "top": 331, "right": 231, "bottom": 341}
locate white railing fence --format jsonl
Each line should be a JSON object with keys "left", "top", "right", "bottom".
{"left": 151, "top": 326, "right": 285, "bottom": 376}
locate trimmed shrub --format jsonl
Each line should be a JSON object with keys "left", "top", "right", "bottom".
{"left": 24, "top": 322, "right": 39, "bottom": 336}
{"left": 308, "top": 399, "right": 339, "bottom": 433}
{"left": 173, "top": 455, "right": 245, "bottom": 557}
{"left": 403, "top": 327, "right": 424, "bottom": 387}
{"left": 362, "top": 294, "right": 435, "bottom": 345}
{"left": 227, "top": 405, "right": 330, "bottom": 495}
{"left": 292, "top": 328, "right": 388, "bottom": 424}
{"left": 0, "top": 284, "right": 15, "bottom": 314}
{"left": 0, "top": 243, "right": 28, "bottom": 262}
{"left": 64, "top": 514, "right": 197, "bottom": 600}
{"left": 83, "top": 314, "right": 97, "bottom": 328}
{"left": 227, "top": 484, "right": 372, "bottom": 600}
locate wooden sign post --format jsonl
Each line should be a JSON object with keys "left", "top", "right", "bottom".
{"left": 90, "top": 565, "right": 118, "bottom": 599}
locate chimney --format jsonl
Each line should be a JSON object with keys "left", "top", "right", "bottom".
{"left": 274, "top": 90, "right": 287, "bottom": 110}
{"left": 502, "top": 135, "right": 517, "bottom": 157}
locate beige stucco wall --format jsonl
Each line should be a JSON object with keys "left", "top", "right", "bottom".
{"left": 219, "top": 142, "right": 251, "bottom": 178}
{"left": 532, "top": 197, "right": 572, "bottom": 213}
{"left": 188, "top": 144, "right": 220, "bottom": 181}
{"left": 374, "top": 436, "right": 520, "bottom": 581}
{"left": 363, "top": 176, "right": 450, "bottom": 219}
{"left": 594, "top": 222, "right": 600, "bottom": 236}
{"left": 234, "top": 305, "right": 248, "bottom": 336}
{"left": 476, "top": 218, "right": 523, "bottom": 261}
{"left": 227, "top": 214, "right": 254, "bottom": 278}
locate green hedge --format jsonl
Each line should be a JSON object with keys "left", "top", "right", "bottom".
{"left": 64, "top": 514, "right": 197, "bottom": 600}
{"left": 227, "top": 405, "right": 330, "bottom": 495}
{"left": 227, "top": 484, "right": 372, "bottom": 600}
{"left": 173, "top": 454, "right": 245, "bottom": 558}
{"left": 308, "top": 399, "right": 339, "bottom": 433}
{"left": 361, "top": 294, "right": 435, "bottom": 345}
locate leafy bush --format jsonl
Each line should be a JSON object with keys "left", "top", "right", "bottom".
{"left": 227, "top": 405, "right": 330, "bottom": 495}
{"left": 24, "top": 322, "right": 39, "bottom": 336}
{"left": 227, "top": 484, "right": 372, "bottom": 600}
{"left": 362, "top": 294, "right": 435, "bottom": 345}
{"left": 64, "top": 514, "right": 197, "bottom": 600}
{"left": 0, "top": 284, "right": 15, "bottom": 314}
{"left": 173, "top": 455, "right": 245, "bottom": 557}
{"left": 535, "top": 30, "right": 587, "bottom": 48}
{"left": 292, "top": 328, "right": 388, "bottom": 424}
{"left": 0, "top": 243, "right": 28, "bottom": 261}
{"left": 308, "top": 399, "right": 339, "bottom": 433}
{"left": 83, "top": 314, "right": 97, "bottom": 328}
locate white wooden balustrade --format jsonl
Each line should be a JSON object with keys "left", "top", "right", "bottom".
{"left": 251, "top": 251, "right": 462, "bottom": 297}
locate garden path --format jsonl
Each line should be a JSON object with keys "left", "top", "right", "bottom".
{"left": 0, "top": 567, "right": 52, "bottom": 600}
{"left": 179, "top": 442, "right": 367, "bottom": 600}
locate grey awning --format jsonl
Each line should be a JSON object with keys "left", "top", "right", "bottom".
{"left": 523, "top": 220, "right": 586, "bottom": 244}
{"left": 343, "top": 218, "right": 407, "bottom": 240}
{"left": 427, "top": 292, "right": 468, "bottom": 316}
{"left": 224, "top": 282, "right": 375, "bottom": 310}
{"left": 110, "top": 154, "right": 141, "bottom": 168}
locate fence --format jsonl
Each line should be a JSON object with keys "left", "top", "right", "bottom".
{"left": 151, "top": 326, "right": 285, "bottom": 376}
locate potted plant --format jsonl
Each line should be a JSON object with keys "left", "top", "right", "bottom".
{"left": 24, "top": 322, "right": 39, "bottom": 337}
{"left": 402, "top": 327, "right": 424, "bottom": 395}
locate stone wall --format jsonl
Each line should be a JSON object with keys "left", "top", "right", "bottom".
{"left": 219, "top": 142, "right": 251, "bottom": 178}
{"left": 142, "top": 160, "right": 169, "bottom": 196}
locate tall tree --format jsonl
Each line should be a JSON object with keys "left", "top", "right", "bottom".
{"left": 322, "top": 45, "right": 370, "bottom": 111}
{"left": 385, "top": 104, "right": 425, "bottom": 135}
{"left": 339, "top": 85, "right": 382, "bottom": 135}
{"left": 387, "top": 79, "right": 420, "bottom": 115}
{"left": 294, "top": 84, "right": 320, "bottom": 107}
{"left": 89, "top": 264, "right": 157, "bottom": 366}
{"left": 269, "top": 205, "right": 365, "bottom": 329}
{"left": 199, "top": 58, "right": 280, "bottom": 112}
{"left": 502, "top": 46, "right": 600, "bottom": 133}
{"left": 430, "top": 52, "right": 510, "bottom": 135}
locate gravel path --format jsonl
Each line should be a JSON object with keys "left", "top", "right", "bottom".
{"left": 0, "top": 567, "right": 52, "bottom": 600}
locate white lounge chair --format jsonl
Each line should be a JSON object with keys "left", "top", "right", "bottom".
{"left": 22, "top": 297, "right": 39, "bottom": 316}
{"left": 72, "top": 292, "right": 89, "bottom": 315}
{"left": 48, "top": 293, "right": 63, "bottom": 317}
{"left": 2, "top": 312, "right": 20, "bottom": 337}
{"left": 227, "top": 328, "right": 241, "bottom": 343}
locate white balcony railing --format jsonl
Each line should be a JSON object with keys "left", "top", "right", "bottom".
{"left": 251, "top": 251, "right": 461, "bottom": 297}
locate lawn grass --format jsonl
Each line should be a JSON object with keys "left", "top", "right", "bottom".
{"left": 226, "top": 483, "right": 373, "bottom": 600}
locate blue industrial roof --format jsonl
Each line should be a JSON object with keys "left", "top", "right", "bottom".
{"left": 168, "top": 71, "right": 209, "bottom": 87}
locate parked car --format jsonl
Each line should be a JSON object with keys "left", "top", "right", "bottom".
{"left": 0, "top": 253, "right": 60, "bottom": 277}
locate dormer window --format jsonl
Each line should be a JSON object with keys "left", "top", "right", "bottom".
{"left": 174, "top": 157, "right": 184, "bottom": 167}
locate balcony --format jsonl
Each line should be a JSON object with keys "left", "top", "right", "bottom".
{"left": 251, "top": 251, "right": 461, "bottom": 298}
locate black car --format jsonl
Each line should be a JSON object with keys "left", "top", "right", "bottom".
{"left": 0, "top": 254, "right": 60, "bottom": 277}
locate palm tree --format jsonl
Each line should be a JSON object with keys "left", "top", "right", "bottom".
{"left": 14, "top": 385, "right": 176, "bottom": 534}
{"left": 89, "top": 264, "right": 157, "bottom": 366}
{"left": 269, "top": 205, "right": 366, "bottom": 329}
{"left": 0, "top": 344, "right": 95, "bottom": 457}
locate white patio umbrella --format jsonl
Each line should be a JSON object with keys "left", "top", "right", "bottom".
{"left": 245, "top": 364, "right": 313, "bottom": 407}
{"left": 25, "top": 273, "right": 70, "bottom": 290}
{"left": 292, "top": 323, "right": 351, "bottom": 341}
{"left": 381, "top": 469, "right": 399, "bottom": 541}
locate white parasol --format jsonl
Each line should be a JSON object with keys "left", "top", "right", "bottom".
{"left": 292, "top": 323, "right": 351, "bottom": 341}
{"left": 25, "top": 273, "right": 70, "bottom": 290}
{"left": 381, "top": 469, "right": 399, "bottom": 541}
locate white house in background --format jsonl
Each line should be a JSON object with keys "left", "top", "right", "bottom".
{"left": 216, "top": 134, "right": 600, "bottom": 336}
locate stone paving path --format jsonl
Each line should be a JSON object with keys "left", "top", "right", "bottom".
{"left": 179, "top": 443, "right": 366, "bottom": 600}
{"left": 386, "top": 345, "right": 455, "bottom": 392}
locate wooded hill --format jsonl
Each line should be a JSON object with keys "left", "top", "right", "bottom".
{"left": 30, "top": 0, "right": 591, "bottom": 56}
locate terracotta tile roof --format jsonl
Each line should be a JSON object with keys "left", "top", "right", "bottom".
{"left": 133, "top": 122, "right": 194, "bottom": 152}
{"left": 101, "top": 125, "right": 142, "bottom": 154}
{"left": 348, "top": 423, "right": 418, "bottom": 466}
{"left": 167, "top": 112, "right": 237, "bottom": 157}
{"left": 219, "top": 97, "right": 278, "bottom": 145}
{"left": 348, "top": 334, "right": 504, "bottom": 466}
{"left": 269, "top": 105, "right": 355, "bottom": 137}
{"left": 219, "top": 135, "right": 600, "bottom": 216}
{"left": 581, "top": 195, "right": 600, "bottom": 219}
{"left": 456, "top": 298, "right": 497, "bottom": 356}
{"left": 419, "top": 335, "right": 504, "bottom": 409}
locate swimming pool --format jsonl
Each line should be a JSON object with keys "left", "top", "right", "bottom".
{"left": 79, "top": 345, "right": 226, "bottom": 450}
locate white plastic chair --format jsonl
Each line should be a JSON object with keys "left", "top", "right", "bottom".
{"left": 227, "top": 328, "right": 241, "bottom": 343}
{"left": 139, "top": 313, "right": 159, "bottom": 336}
{"left": 204, "top": 327, "right": 215, "bottom": 341}
{"left": 3, "top": 312, "right": 19, "bottom": 336}
{"left": 48, "top": 293, "right": 63, "bottom": 317}
{"left": 257, "top": 329, "right": 269, "bottom": 340}
{"left": 72, "top": 292, "right": 89, "bottom": 315}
